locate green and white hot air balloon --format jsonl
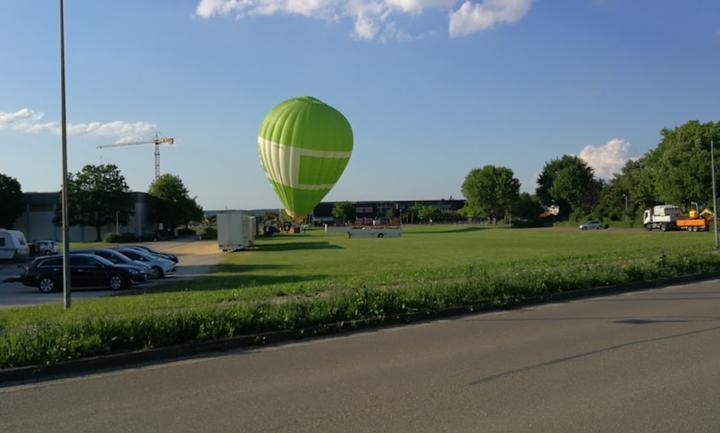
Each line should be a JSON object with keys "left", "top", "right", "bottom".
{"left": 258, "top": 96, "right": 353, "bottom": 222}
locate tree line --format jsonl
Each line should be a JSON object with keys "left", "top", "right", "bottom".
{"left": 328, "top": 120, "right": 720, "bottom": 226}
{"left": 331, "top": 201, "right": 465, "bottom": 224}
{"left": 0, "top": 164, "right": 203, "bottom": 241}
{"left": 462, "top": 120, "right": 720, "bottom": 225}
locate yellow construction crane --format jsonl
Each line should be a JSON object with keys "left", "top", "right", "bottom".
{"left": 97, "top": 133, "right": 175, "bottom": 179}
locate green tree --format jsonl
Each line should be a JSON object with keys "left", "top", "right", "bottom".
{"left": 592, "top": 121, "right": 720, "bottom": 222}
{"left": 458, "top": 203, "right": 482, "bottom": 220}
{"left": 331, "top": 201, "right": 356, "bottom": 224}
{"left": 511, "top": 193, "right": 545, "bottom": 226}
{"left": 416, "top": 205, "right": 440, "bottom": 223}
{"left": 54, "top": 164, "right": 132, "bottom": 241}
{"left": 613, "top": 160, "right": 657, "bottom": 213}
{"left": 439, "top": 209, "right": 462, "bottom": 222}
{"left": 536, "top": 155, "right": 596, "bottom": 216}
{"left": 0, "top": 174, "right": 24, "bottom": 229}
{"left": 644, "top": 120, "right": 720, "bottom": 206}
{"left": 462, "top": 165, "right": 520, "bottom": 222}
{"left": 148, "top": 174, "right": 204, "bottom": 233}
{"left": 593, "top": 182, "right": 626, "bottom": 222}
{"left": 593, "top": 160, "right": 657, "bottom": 222}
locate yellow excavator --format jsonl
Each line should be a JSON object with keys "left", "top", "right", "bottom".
{"left": 676, "top": 202, "right": 714, "bottom": 232}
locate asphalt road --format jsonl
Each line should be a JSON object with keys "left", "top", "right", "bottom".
{"left": 0, "top": 240, "right": 221, "bottom": 308}
{"left": 2, "top": 279, "right": 719, "bottom": 432}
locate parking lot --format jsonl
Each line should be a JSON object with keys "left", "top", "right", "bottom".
{"left": 0, "top": 240, "right": 222, "bottom": 309}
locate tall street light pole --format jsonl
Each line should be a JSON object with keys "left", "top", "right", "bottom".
{"left": 60, "top": 0, "right": 72, "bottom": 308}
{"left": 712, "top": 139, "right": 719, "bottom": 249}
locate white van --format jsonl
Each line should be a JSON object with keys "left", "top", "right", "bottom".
{"left": 0, "top": 229, "right": 30, "bottom": 259}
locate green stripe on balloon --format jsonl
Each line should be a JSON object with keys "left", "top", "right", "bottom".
{"left": 298, "top": 155, "right": 350, "bottom": 186}
{"left": 269, "top": 180, "right": 332, "bottom": 218}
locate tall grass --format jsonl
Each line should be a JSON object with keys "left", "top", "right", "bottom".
{"left": 1, "top": 244, "right": 718, "bottom": 369}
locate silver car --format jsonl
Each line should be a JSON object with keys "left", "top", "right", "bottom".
{"left": 579, "top": 220, "right": 607, "bottom": 230}
{"left": 114, "top": 247, "right": 176, "bottom": 278}
{"left": 34, "top": 240, "right": 59, "bottom": 256}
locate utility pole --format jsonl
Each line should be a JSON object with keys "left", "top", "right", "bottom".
{"left": 59, "top": 0, "right": 72, "bottom": 308}
{"left": 712, "top": 139, "right": 719, "bottom": 249}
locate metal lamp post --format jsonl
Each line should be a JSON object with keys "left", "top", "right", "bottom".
{"left": 712, "top": 139, "right": 719, "bottom": 249}
{"left": 60, "top": 0, "right": 72, "bottom": 308}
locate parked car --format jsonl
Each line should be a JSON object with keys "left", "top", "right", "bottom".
{"left": 21, "top": 254, "right": 143, "bottom": 293}
{"left": 73, "top": 248, "right": 151, "bottom": 281}
{"left": 0, "top": 229, "right": 30, "bottom": 259}
{"left": 33, "top": 240, "right": 59, "bottom": 256}
{"left": 579, "top": 220, "right": 608, "bottom": 230}
{"left": 127, "top": 245, "right": 179, "bottom": 263}
{"left": 113, "top": 247, "right": 175, "bottom": 278}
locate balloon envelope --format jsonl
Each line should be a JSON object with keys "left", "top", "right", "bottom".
{"left": 258, "top": 96, "right": 353, "bottom": 221}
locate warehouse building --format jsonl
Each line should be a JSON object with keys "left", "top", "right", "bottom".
{"left": 11, "top": 192, "right": 155, "bottom": 242}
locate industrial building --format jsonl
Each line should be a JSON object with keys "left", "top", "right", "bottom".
{"left": 11, "top": 192, "right": 155, "bottom": 242}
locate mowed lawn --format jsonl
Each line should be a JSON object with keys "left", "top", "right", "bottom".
{"left": 204, "top": 225, "right": 715, "bottom": 295}
{"left": 0, "top": 225, "right": 716, "bottom": 328}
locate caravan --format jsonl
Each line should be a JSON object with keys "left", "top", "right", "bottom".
{"left": 0, "top": 229, "right": 30, "bottom": 259}
{"left": 217, "top": 211, "right": 256, "bottom": 251}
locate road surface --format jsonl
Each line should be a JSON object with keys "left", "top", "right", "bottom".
{"left": 1, "top": 279, "right": 719, "bottom": 432}
{"left": 0, "top": 240, "right": 222, "bottom": 308}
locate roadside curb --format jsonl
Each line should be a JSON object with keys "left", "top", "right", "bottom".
{"left": 2, "top": 271, "right": 719, "bottom": 386}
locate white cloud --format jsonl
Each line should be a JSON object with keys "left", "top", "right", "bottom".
{"left": 67, "top": 121, "right": 156, "bottom": 142}
{"left": 449, "top": 0, "right": 532, "bottom": 37}
{"left": 0, "top": 108, "right": 43, "bottom": 127}
{"left": 0, "top": 108, "right": 156, "bottom": 144}
{"left": 579, "top": 138, "right": 638, "bottom": 179}
{"left": 195, "top": 0, "right": 532, "bottom": 39}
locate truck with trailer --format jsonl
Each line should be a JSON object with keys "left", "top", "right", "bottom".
{"left": 643, "top": 203, "right": 714, "bottom": 232}
{"left": 217, "top": 211, "right": 256, "bottom": 252}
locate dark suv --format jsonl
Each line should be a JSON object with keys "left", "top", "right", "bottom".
{"left": 22, "top": 254, "right": 143, "bottom": 293}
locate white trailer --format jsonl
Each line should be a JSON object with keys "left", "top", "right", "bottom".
{"left": 643, "top": 205, "right": 683, "bottom": 231}
{"left": 0, "top": 229, "right": 30, "bottom": 259}
{"left": 217, "top": 211, "right": 256, "bottom": 251}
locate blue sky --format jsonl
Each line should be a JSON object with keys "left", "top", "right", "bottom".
{"left": 1, "top": 0, "right": 719, "bottom": 210}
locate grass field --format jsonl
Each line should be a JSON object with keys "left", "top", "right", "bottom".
{"left": 2, "top": 225, "right": 720, "bottom": 368}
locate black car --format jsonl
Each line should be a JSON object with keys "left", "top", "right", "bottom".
{"left": 22, "top": 254, "right": 144, "bottom": 293}
{"left": 128, "top": 245, "right": 179, "bottom": 263}
{"left": 73, "top": 248, "right": 151, "bottom": 281}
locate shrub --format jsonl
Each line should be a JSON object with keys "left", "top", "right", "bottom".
{"left": 200, "top": 227, "right": 218, "bottom": 240}
{"left": 103, "top": 232, "right": 137, "bottom": 243}
{"left": 177, "top": 228, "right": 195, "bottom": 237}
